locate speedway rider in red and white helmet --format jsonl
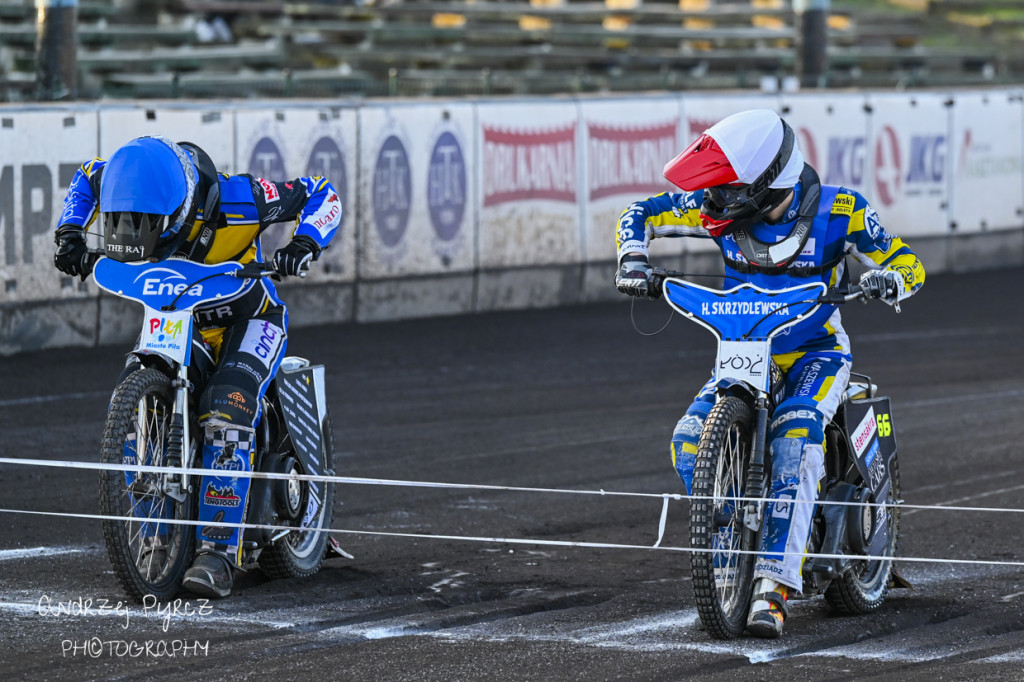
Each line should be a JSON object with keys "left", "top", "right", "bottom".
{"left": 614, "top": 109, "right": 926, "bottom": 638}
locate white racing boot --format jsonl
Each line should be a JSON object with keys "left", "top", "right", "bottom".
{"left": 747, "top": 578, "right": 789, "bottom": 638}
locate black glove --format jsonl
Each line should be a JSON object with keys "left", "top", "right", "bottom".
{"left": 273, "top": 237, "right": 319, "bottom": 278}
{"left": 615, "top": 254, "right": 657, "bottom": 298}
{"left": 859, "top": 269, "right": 904, "bottom": 307}
{"left": 54, "top": 228, "right": 93, "bottom": 280}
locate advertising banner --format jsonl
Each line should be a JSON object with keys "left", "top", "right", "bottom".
{"left": 580, "top": 96, "right": 683, "bottom": 264}
{"left": 357, "top": 102, "right": 476, "bottom": 279}
{"left": 235, "top": 106, "right": 357, "bottom": 283}
{"left": 865, "top": 92, "right": 950, "bottom": 236}
{"left": 780, "top": 93, "right": 871, "bottom": 197}
{"left": 98, "top": 104, "right": 235, "bottom": 173}
{"left": 948, "top": 91, "right": 1024, "bottom": 233}
{"left": 476, "top": 99, "right": 582, "bottom": 269}
{"left": 0, "top": 107, "right": 100, "bottom": 303}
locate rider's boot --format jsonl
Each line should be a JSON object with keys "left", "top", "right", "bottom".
{"left": 746, "top": 578, "right": 789, "bottom": 638}
{"left": 183, "top": 551, "right": 234, "bottom": 599}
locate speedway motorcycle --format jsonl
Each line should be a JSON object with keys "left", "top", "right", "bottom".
{"left": 647, "top": 267, "right": 906, "bottom": 639}
{"left": 92, "top": 256, "right": 337, "bottom": 602}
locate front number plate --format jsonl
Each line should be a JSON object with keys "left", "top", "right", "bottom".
{"left": 715, "top": 339, "right": 771, "bottom": 392}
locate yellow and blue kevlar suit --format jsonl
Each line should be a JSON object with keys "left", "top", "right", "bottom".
{"left": 58, "top": 153, "right": 342, "bottom": 567}
{"left": 616, "top": 180, "right": 924, "bottom": 593}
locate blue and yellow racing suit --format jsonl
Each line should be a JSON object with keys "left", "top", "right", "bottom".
{"left": 57, "top": 149, "right": 342, "bottom": 566}
{"left": 616, "top": 177, "right": 924, "bottom": 592}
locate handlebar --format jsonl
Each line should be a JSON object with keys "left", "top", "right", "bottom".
{"left": 231, "top": 261, "right": 280, "bottom": 279}
{"left": 648, "top": 266, "right": 868, "bottom": 305}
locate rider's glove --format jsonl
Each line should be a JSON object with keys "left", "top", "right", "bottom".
{"left": 53, "top": 227, "right": 93, "bottom": 281}
{"left": 273, "top": 236, "right": 319, "bottom": 278}
{"left": 859, "top": 268, "right": 905, "bottom": 307}
{"left": 615, "top": 254, "right": 657, "bottom": 298}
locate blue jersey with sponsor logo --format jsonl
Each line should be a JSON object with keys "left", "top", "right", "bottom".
{"left": 616, "top": 179, "right": 925, "bottom": 354}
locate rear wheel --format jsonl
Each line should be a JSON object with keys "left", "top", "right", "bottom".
{"left": 825, "top": 456, "right": 900, "bottom": 613}
{"left": 258, "top": 414, "right": 336, "bottom": 579}
{"left": 99, "top": 368, "right": 196, "bottom": 603}
{"left": 689, "top": 397, "right": 756, "bottom": 639}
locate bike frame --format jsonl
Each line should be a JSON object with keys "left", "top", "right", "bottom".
{"left": 92, "top": 257, "right": 255, "bottom": 498}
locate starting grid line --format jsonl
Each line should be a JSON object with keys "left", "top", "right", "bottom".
{"left": 3, "top": 456, "right": 1024, "bottom": 568}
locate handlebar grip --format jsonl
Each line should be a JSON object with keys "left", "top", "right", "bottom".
{"left": 818, "top": 284, "right": 867, "bottom": 304}
{"left": 234, "top": 262, "right": 277, "bottom": 279}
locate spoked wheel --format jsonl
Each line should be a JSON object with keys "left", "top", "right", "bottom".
{"left": 258, "top": 415, "right": 336, "bottom": 579}
{"left": 99, "top": 368, "right": 195, "bottom": 603}
{"left": 689, "top": 397, "right": 756, "bottom": 639}
{"left": 825, "top": 456, "right": 900, "bottom": 613}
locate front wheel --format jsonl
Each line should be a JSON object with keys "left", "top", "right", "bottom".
{"left": 258, "top": 414, "right": 336, "bottom": 579}
{"left": 99, "top": 368, "right": 196, "bottom": 603}
{"left": 825, "top": 456, "right": 900, "bottom": 613}
{"left": 689, "top": 396, "right": 756, "bottom": 639}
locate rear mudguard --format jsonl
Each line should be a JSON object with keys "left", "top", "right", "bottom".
{"left": 806, "top": 393, "right": 900, "bottom": 587}
{"left": 246, "top": 357, "right": 331, "bottom": 546}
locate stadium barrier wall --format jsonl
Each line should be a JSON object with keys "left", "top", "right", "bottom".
{"left": 1, "top": 88, "right": 1022, "bottom": 354}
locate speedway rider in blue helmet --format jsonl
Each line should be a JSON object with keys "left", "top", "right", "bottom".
{"left": 54, "top": 136, "right": 342, "bottom": 599}
{"left": 614, "top": 110, "right": 925, "bottom": 638}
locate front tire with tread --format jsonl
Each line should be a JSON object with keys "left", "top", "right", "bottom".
{"left": 689, "top": 396, "right": 756, "bottom": 639}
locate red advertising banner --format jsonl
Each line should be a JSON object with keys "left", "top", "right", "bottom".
{"left": 482, "top": 124, "right": 577, "bottom": 206}
{"left": 586, "top": 121, "right": 678, "bottom": 200}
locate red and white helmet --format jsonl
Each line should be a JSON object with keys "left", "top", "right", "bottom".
{"left": 663, "top": 110, "right": 804, "bottom": 237}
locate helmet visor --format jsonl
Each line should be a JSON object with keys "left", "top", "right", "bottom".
{"left": 102, "top": 211, "right": 169, "bottom": 262}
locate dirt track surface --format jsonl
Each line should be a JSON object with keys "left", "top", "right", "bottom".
{"left": 2, "top": 267, "right": 1024, "bottom": 681}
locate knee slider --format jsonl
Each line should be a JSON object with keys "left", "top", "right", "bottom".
{"left": 200, "top": 385, "right": 259, "bottom": 429}
{"left": 672, "top": 400, "right": 712, "bottom": 445}
{"left": 671, "top": 399, "right": 713, "bottom": 495}
{"left": 769, "top": 399, "right": 825, "bottom": 443}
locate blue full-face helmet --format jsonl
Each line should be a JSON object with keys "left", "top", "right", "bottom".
{"left": 100, "top": 136, "right": 198, "bottom": 262}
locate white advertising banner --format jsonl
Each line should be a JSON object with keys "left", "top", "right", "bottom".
{"left": 98, "top": 104, "right": 236, "bottom": 173}
{"left": 780, "top": 93, "right": 871, "bottom": 197}
{"left": 357, "top": 102, "right": 476, "bottom": 279}
{"left": 865, "top": 92, "right": 950, "bottom": 236}
{"left": 476, "top": 99, "right": 582, "bottom": 268}
{"left": 948, "top": 91, "right": 1024, "bottom": 233}
{"left": 235, "top": 106, "right": 357, "bottom": 282}
{"left": 580, "top": 96, "right": 683, "bottom": 263}
{"left": 0, "top": 107, "right": 100, "bottom": 303}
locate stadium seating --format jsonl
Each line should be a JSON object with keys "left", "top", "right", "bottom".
{"left": 0, "top": 0, "right": 1018, "bottom": 101}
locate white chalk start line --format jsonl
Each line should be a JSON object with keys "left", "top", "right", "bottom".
{"left": 0, "top": 545, "right": 88, "bottom": 561}
{"left": 1, "top": 557, "right": 1021, "bottom": 666}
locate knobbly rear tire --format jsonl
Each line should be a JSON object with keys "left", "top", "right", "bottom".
{"left": 825, "top": 456, "right": 901, "bottom": 614}
{"left": 99, "top": 368, "right": 196, "bottom": 603}
{"left": 689, "top": 396, "right": 756, "bottom": 639}
{"left": 258, "top": 414, "right": 336, "bottom": 579}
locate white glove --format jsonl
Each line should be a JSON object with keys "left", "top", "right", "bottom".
{"left": 859, "top": 269, "right": 905, "bottom": 308}
{"left": 615, "top": 255, "right": 655, "bottom": 298}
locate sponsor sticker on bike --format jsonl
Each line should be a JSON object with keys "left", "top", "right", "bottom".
{"left": 851, "top": 405, "right": 878, "bottom": 460}
{"left": 136, "top": 306, "right": 191, "bottom": 365}
{"left": 715, "top": 339, "right": 770, "bottom": 391}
